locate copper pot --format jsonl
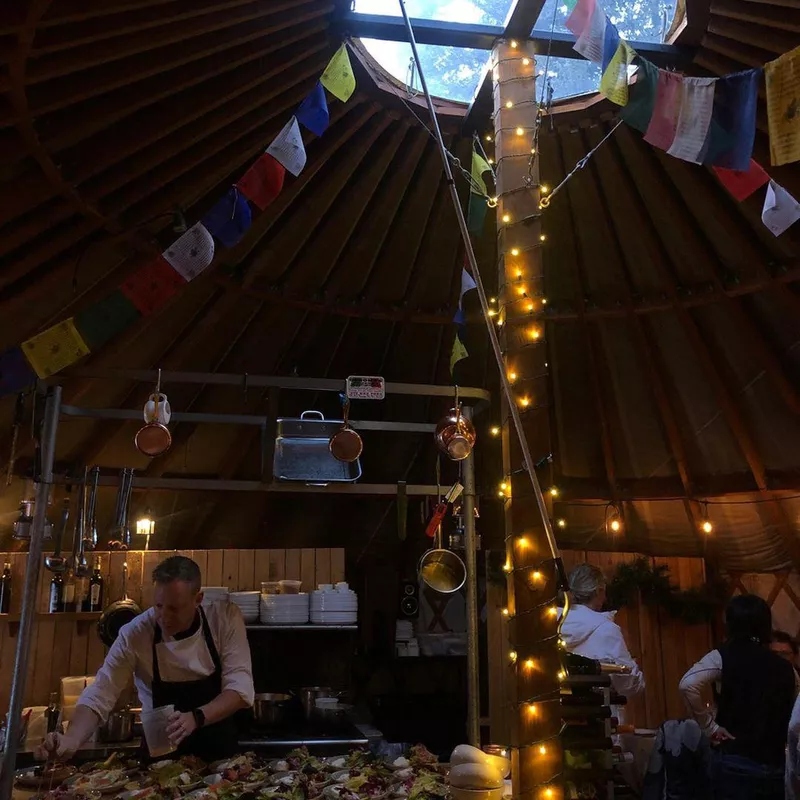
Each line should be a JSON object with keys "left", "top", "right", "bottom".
{"left": 435, "top": 407, "right": 476, "bottom": 461}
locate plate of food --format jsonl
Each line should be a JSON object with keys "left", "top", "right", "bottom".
{"left": 63, "top": 768, "right": 131, "bottom": 795}
{"left": 148, "top": 758, "right": 205, "bottom": 793}
{"left": 15, "top": 764, "right": 76, "bottom": 789}
{"left": 30, "top": 789, "right": 102, "bottom": 800}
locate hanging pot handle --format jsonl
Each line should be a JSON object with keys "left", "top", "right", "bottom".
{"left": 300, "top": 411, "right": 325, "bottom": 421}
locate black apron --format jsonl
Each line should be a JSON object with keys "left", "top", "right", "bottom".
{"left": 150, "top": 606, "right": 238, "bottom": 762}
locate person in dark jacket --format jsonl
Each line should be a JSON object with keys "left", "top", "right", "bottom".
{"left": 679, "top": 595, "right": 797, "bottom": 800}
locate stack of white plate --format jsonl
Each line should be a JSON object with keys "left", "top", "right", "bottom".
{"left": 230, "top": 591, "right": 260, "bottom": 623}
{"left": 260, "top": 593, "right": 310, "bottom": 626}
{"left": 310, "top": 587, "right": 358, "bottom": 626}
{"left": 202, "top": 587, "right": 230, "bottom": 606}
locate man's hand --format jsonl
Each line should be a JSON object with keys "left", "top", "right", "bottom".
{"left": 710, "top": 726, "right": 736, "bottom": 744}
{"left": 166, "top": 711, "right": 197, "bottom": 746}
{"left": 34, "top": 732, "right": 78, "bottom": 761}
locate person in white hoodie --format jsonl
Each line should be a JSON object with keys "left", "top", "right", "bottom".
{"left": 560, "top": 563, "right": 645, "bottom": 720}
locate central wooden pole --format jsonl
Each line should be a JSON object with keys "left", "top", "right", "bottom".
{"left": 491, "top": 39, "right": 563, "bottom": 800}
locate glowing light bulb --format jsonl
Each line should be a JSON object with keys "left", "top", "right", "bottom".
{"left": 548, "top": 606, "right": 558, "bottom": 617}
{"left": 542, "top": 298, "right": 548, "bottom": 305}
{"left": 540, "top": 233, "right": 547, "bottom": 242}
{"left": 539, "top": 745, "right": 547, "bottom": 755}
{"left": 490, "top": 297, "right": 497, "bottom": 303}
{"left": 529, "top": 328, "right": 540, "bottom": 340}
{"left": 515, "top": 269, "right": 523, "bottom": 279}
{"left": 486, "top": 134, "right": 493, "bottom": 142}
{"left": 524, "top": 658, "right": 535, "bottom": 670}
{"left": 511, "top": 248, "right": 520, "bottom": 257}
{"left": 510, "top": 40, "right": 518, "bottom": 48}
{"left": 610, "top": 519, "right": 622, "bottom": 533}
{"left": 541, "top": 184, "right": 550, "bottom": 194}
{"left": 532, "top": 570, "right": 542, "bottom": 582}
{"left": 502, "top": 213, "right": 511, "bottom": 223}
{"left": 544, "top": 789, "right": 554, "bottom": 799}
{"left": 491, "top": 196, "right": 499, "bottom": 205}
{"left": 517, "top": 536, "right": 529, "bottom": 549}
{"left": 516, "top": 127, "right": 525, "bottom": 136}
{"left": 503, "top": 561, "right": 512, "bottom": 573}
{"left": 520, "top": 397, "right": 530, "bottom": 407}
{"left": 491, "top": 426, "right": 500, "bottom": 436}
{"left": 502, "top": 608, "right": 509, "bottom": 616}
{"left": 549, "top": 487, "right": 559, "bottom": 497}
{"left": 530, "top": 147, "right": 536, "bottom": 155}
{"left": 527, "top": 303, "right": 535, "bottom": 313}
{"left": 557, "top": 670, "right": 566, "bottom": 681}
{"left": 498, "top": 490, "right": 505, "bottom": 498}
{"left": 488, "top": 157, "right": 494, "bottom": 165}
{"left": 702, "top": 520, "right": 714, "bottom": 534}
{"left": 509, "top": 650, "right": 518, "bottom": 662}
{"left": 505, "top": 100, "right": 514, "bottom": 109}
{"left": 516, "top": 286, "right": 526, "bottom": 296}
{"left": 557, "top": 518, "right": 566, "bottom": 528}
{"left": 522, "top": 57, "right": 530, "bottom": 66}
{"left": 488, "top": 309, "right": 496, "bottom": 317}
{"left": 501, "top": 482, "right": 508, "bottom": 490}
{"left": 509, "top": 372, "right": 518, "bottom": 382}
{"left": 528, "top": 703, "right": 538, "bottom": 715}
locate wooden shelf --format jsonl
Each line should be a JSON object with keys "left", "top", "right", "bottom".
{"left": 0, "top": 612, "right": 102, "bottom": 623}
{"left": 246, "top": 624, "right": 357, "bottom": 631}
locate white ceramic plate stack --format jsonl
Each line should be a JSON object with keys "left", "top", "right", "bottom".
{"left": 260, "top": 593, "right": 310, "bottom": 626}
{"left": 202, "top": 587, "right": 230, "bottom": 607}
{"left": 310, "top": 586, "right": 358, "bottom": 626}
{"left": 230, "top": 591, "right": 260, "bottom": 623}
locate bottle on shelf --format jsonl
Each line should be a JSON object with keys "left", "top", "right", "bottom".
{"left": 0, "top": 562, "right": 11, "bottom": 614}
{"left": 45, "top": 691, "right": 60, "bottom": 734}
{"left": 48, "top": 572, "right": 64, "bottom": 613}
{"left": 62, "top": 568, "right": 76, "bottom": 612}
{"left": 85, "top": 556, "right": 104, "bottom": 612}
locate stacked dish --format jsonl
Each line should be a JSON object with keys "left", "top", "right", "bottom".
{"left": 230, "top": 591, "right": 260, "bottom": 623}
{"left": 260, "top": 593, "right": 310, "bottom": 626}
{"left": 310, "top": 586, "right": 358, "bottom": 626}
{"left": 202, "top": 587, "right": 230, "bottom": 606}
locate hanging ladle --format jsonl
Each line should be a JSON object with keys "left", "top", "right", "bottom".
{"left": 84, "top": 466, "right": 100, "bottom": 551}
{"left": 44, "top": 498, "right": 71, "bottom": 573}
{"left": 73, "top": 467, "right": 91, "bottom": 578}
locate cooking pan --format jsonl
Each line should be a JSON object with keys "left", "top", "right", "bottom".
{"left": 419, "top": 527, "right": 466, "bottom": 594}
{"left": 253, "top": 693, "right": 293, "bottom": 727}
{"left": 97, "top": 561, "right": 142, "bottom": 647}
{"left": 135, "top": 372, "right": 171, "bottom": 457}
{"left": 329, "top": 397, "right": 362, "bottom": 463}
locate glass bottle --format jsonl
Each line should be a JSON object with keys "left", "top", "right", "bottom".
{"left": 86, "top": 556, "right": 104, "bottom": 612}
{"left": 48, "top": 572, "right": 64, "bottom": 613}
{"left": 45, "top": 691, "right": 60, "bottom": 733}
{"left": 0, "top": 562, "right": 11, "bottom": 614}
{"left": 63, "top": 568, "right": 76, "bottom": 612}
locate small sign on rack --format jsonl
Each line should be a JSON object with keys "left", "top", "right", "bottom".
{"left": 346, "top": 376, "right": 385, "bottom": 401}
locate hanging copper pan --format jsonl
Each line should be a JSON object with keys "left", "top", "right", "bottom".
{"left": 135, "top": 376, "right": 172, "bottom": 457}
{"left": 435, "top": 387, "right": 476, "bottom": 461}
{"left": 329, "top": 397, "right": 362, "bottom": 463}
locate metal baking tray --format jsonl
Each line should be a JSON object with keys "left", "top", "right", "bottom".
{"left": 274, "top": 411, "right": 362, "bottom": 483}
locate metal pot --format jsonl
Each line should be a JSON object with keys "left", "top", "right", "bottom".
{"left": 97, "top": 561, "right": 142, "bottom": 647}
{"left": 419, "top": 527, "right": 467, "bottom": 594}
{"left": 329, "top": 398, "right": 362, "bottom": 464}
{"left": 98, "top": 710, "right": 134, "bottom": 743}
{"left": 434, "top": 407, "right": 476, "bottom": 461}
{"left": 314, "top": 703, "right": 353, "bottom": 727}
{"left": 299, "top": 687, "right": 334, "bottom": 720}
{"left": 253, "top": 693, "right": 293, "bottom": 727}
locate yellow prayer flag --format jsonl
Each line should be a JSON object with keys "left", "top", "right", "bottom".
{"left": 450, "top": 336, "right": 469, "bottom": 375}
{"left": 321, "top": 44, "right": 356, "bottom": 103}
{"left": 600, "top": 41, "right": 635, "bottom": 106}
{"left": 21, "top": 318, "right": 90, "bottom": 379}
{"left": 471, "top": 150, "right": 491, "bottom": 195}
{"left": 766, "top": 46, "right": 800, "bottom": 166}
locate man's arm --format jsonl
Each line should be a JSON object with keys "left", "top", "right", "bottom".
{"left": 596, "top": 620, "right": 645, "bottom": 697}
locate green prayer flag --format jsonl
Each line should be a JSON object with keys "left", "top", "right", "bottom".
{"left": 467, "top": 193, "right": 488, "bottom": 235}
{"left": 74, "top": 290, "right": 141, "bottom": 351}
{"left": 471, "top": 150, "right": 491, "bottom": 196}
{"left": 620, "top": 58, "right": 659, "bottom": 133}
{"left": 450, "top": 335, "right": 469, "bottom": 376}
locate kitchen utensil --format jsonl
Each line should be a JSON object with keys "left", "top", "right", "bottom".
{"left": 45, "top": 498, "right": 71, "bottom": 573}
{"left": 97, "top": 709, "right": 134, "bottom": 743}
{"left": 329, "top": 396, "right": 362, "bottom": 463}
{"left": 108, "top": 469, "right": 134, "bottom": 548}
{"left": 84, "top": 465, "right": 100, "bottom": 551}
{"left": 74, "top": 468, "right": 91, "bottom": 578}
{"left": 68, "top": 467, "right": 88, "bottom": 571}
{"left": 299, "top": 687, "right": 335, "bottom": 720}
{"left": 274, "top": 411, "right": 362, "bottom": 483}
{"left": 144, "top": 393, "right": 171, "bottom": 425}
{"left": 97, "top": 561, "right": 142, "bottom": 647}
{"left": 253, "top": 693, "right": 293, "bottom": 727}
{"left": 435, "top": 387, "right": 476, "bottom": 461}
{"left": 419, "top": 525, "right": 467, "bottom": 594}
{"left": 135, "top": 372, "right": 171, "bottom": 458}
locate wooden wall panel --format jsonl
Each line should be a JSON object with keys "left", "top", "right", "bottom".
{"left": 0, "top": 548, "right": 345, "bottom": 710}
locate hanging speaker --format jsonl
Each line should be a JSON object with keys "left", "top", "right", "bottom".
{"left": 399, "top": 580, "right": 419, "bottom": 619}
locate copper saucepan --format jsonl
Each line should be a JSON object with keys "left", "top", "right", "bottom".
{"left": 135, "top": 372, "right": 172, "bottom": 457}
{"left": 329, "top": 397, "right": 362, "bottom": 463}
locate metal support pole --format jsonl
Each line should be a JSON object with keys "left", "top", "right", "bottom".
{"left": 0, "top": 386, "right": 61, "bottom": 800}
{"left": 462, "top": 406, "right": 480, "bottom": 747}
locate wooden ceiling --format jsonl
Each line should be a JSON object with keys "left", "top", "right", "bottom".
{"left": 0, "top": 0, "right": 798, "bottom": 570}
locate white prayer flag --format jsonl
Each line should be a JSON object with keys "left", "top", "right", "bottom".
{"left": 762, "top": 180, "right": 800, "bottom": 236}
{"left": 266, "top": 116, "right": 307, "bottom": 177}
{"left": 162, "top": 223, "right": 215, "bottom": 282}
{"left": 460, "top": 269, "right": 477, "bottom": 300}
{"left": 574, "top": 4, "right": 606, "bottom": 64}
{"left": 667, "top": 77, "right": 716, "bottom": 163}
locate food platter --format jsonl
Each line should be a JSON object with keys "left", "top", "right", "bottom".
{"left": 16, "top": 745, "right": 448, "bottom": 800}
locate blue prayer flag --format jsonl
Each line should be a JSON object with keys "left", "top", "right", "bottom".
{"left": 202, "top": 188, "right": 252, "bottom": 248}
{"left": 0, "top": 347, "right": 35, "bottom": 398}
{"left": 297, "top": 82, "right": 330, "bottom": 137}
{"left": 454, "top": 308, "right": 466, "bottom": 327}
{"left": 601, "top": 21, "right": 620, "bottom": 72}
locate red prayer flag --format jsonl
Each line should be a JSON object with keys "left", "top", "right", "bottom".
{"left": 644, "top": 70, "right": 683, "bottom": 152}
{"left": 713, "top": 160, "right": 770, "bottom": 202}
{"left": 236, "top": 154, "right": 285, "bottom": 210}
{"left": 121, "top": 255, "right": 187, "bottom": 316}
{"left": 566, "top": 0, "right": 596, "bottom": 38}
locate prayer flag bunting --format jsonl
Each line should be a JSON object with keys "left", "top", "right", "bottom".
{"left": 236, "top": 154, "right": 285, "bottom": 211}
{"left": 0, "top": 348, "right": 35, "bottom": 398}
{"left": 266, "top": 116, "right": 307, "bottom": 177}
{"left": 566, "top": 0, "right": 596, "bottom": 40}
{"left": 467, "top": 193, "right": 488, "bottom": 235}
{"left": 762, "top": 180, "right": 800, "bottom": 236}
{"left": 471, "top": 150, "right": 492, "bottom": 195}
{"left": 600, "top": 40, "right": 634, "bottom": 106}
{"left": 573, "top": 2, "right": 607, "bottom": 64}
{"left": 667, "top": 77, "right": 716, "bottom": 164}
{"left": 22, "top": 319, "right": 89, "bottom": 379}
{"left": 75, "top": 290, "right": 140, "bottom": 351}
{"left": 450, "top": 335, "right": 469, "bottom": 376}
{"left": 296, "top": 81, "right": 330, "bottom": 137}
{"left": 713, "top": 160, "right": 770, "bottom": 202}
{"left": 454, "top": 308, "right": 466, "bottom": 327}
{"left": 701, "top": 69, "right": 760, "bottom": 171}
{"left": 765, "top": 45, "right": 800, "bottom": 166}
{"left": 461, "top": 268, "right": 477, "bottom": 300}
{"left": 162, "top": 223, "right": 215, "bottom": 282}
{"left": 620, "top": 58, "right": 659, "bottom": 132}
{"left": 321, "top": 44, "right": 356, "bottom": 103}
{"left": 644, "top": 69, "right": 684, "bottom": 151}
{"left": 601, "top": 21, "right": 621, "bottom": 72}
{"left": 121, "top": 255, "right": 187, "bottom": 317}
{"left": 202, "top": 187, "right": 252, "bottom": 248}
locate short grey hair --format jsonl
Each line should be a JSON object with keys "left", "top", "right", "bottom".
{"left": 152, "top": 556, "right": 202, "bottom": 593}
{"left": 568, "top": 563, "right": 605, "bottom": 605}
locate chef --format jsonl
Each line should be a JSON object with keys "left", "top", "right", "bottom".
{"left": 38, "top": 556, "right": 254, "bottom": 761}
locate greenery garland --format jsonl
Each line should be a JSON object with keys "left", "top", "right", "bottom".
{"left": 606, "top": 557, "right": 727, "bottom": 625}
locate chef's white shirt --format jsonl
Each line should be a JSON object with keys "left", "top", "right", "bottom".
{"left": 78, "top": 602, "right": 254, "bottom": 722}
